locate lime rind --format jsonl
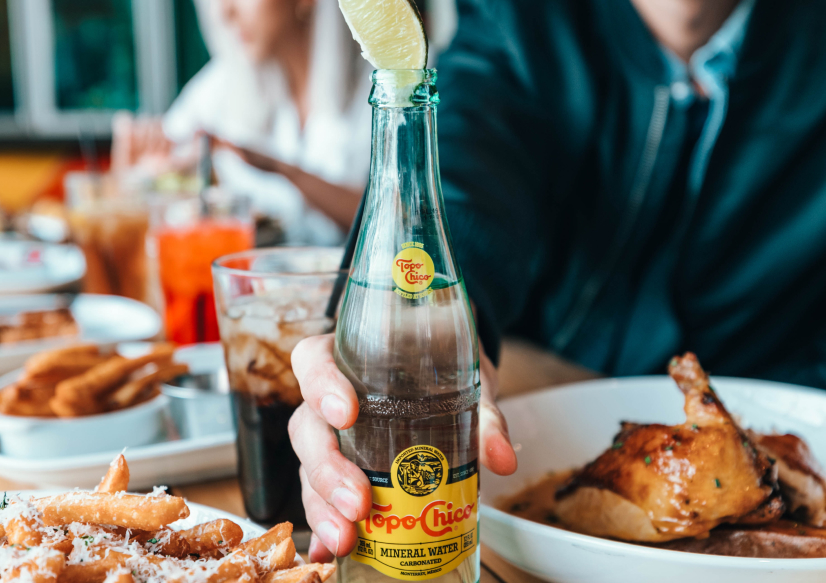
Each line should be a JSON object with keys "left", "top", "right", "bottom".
{"left": 338, "top": 0, "right": 428, "bottom": 70}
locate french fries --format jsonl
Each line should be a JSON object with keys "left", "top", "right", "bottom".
{"left": 239, "top": 522, "right": 293, "bottom": 557}
{"left": 0, "top": 547, "right": 64, "bottom": 583}
{"left": 23, "top": 344, "right": 99, "bottom": 377}
{"left": 37, "top": 492, "right": 190, "bottom": 531}
{"left": 264, "top": 538, "right": 296, "bottom": 571}
{"left": 261, "top": 564, "right": 336, "bottom": 583}
{"left": 6, "top": 513, "right": 43, "bottom": 547}
{"left": 0, "top": 455, "right": 336, "bottom": 583}
{"left": 0, "top": 382, "right": 56, "bottom": 417}
{"left": 132, "top": 527, "right": 191, "bottom": 559}
{"left": 179, "top": 519, "right": 244, "bottom": 558}
{"left": 0, "top": 342, "right": 187, "bottom": 418}
{"left": 102, "top": 568, "right": 135, "bottom": 583}
{"left": 108, "top": 363, "right": 188, "bottom": 410}
{"left": 95, "top": 454, "right": 130, "bottom": 494}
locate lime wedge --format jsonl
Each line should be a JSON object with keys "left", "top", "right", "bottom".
{"left": 338, "top": 0, "right": 428, "bottom": 70}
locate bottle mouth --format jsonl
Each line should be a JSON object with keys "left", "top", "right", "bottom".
{"left": 372, "top": 69, "right": 437, "bottom": 85}
{"left": 370, "top": 69, "right": 439, "bottom": 108}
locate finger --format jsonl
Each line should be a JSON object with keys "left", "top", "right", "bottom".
{"left": 289, "top": 403, "right": 372, "bottom": 522}
{"left": 292, "top": 335, "right": 359, "bottom": 430}
{"left": 300, "top": 465, "right": 360, "bottom": 558}
{"left": 308, "top": 533, "right": 335, "bottom": 564}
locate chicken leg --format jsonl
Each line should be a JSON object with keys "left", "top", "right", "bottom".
{"left": 555, "top": 353, "right": 782, "bottom": 542}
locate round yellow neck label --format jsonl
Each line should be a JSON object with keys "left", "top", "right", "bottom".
{"left": 392, "top": 243, "right": 435, "bottom": 297}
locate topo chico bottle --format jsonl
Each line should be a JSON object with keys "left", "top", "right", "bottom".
{"left": 334, "top": 68, "right": 481, "bottom": 583}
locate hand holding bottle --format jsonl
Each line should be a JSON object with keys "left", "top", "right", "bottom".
{"left": 288, "top": 334, "right": 518, "bottom": 562}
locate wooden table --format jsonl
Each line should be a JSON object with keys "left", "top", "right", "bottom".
{"left": 0, "top": 338, "right": 597, "bottom": 583}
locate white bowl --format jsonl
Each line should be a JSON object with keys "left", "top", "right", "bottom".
{"left": 0, "top": 294, "right": 162, "bottom": 375}
{"left": 0, "top": 392, "right": 169, "bottom": 459}
{"left": 480, "top": 376, "right": 826, "bottom": 583}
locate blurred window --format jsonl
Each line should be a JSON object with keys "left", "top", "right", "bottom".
{"left": 174, "top": 0, "right": 209, "bottom": 91}
{"left": 52, "top": 0, "right": 138, "bottom": 111}
{"left": 0, "top": 0, "right": 14, "bottom": 112}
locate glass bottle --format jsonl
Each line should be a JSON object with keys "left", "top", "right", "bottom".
{"left": 334, "top": 69, "right": 480, "bottom": 583}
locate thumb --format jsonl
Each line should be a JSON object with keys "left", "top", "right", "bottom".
{"left": 480, "top": 395, "right": 518, "bottom": 475}
{"left": 478, "top": 348, "right": 518, "bottom": 476}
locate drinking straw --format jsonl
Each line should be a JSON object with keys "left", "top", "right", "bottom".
{"left": 325, "top": 190, "right": 367, "bottom": 320}
{"left": 197, "top": 134, "right": 213, "bottom": 215}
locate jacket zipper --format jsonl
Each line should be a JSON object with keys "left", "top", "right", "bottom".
{"left": 552, "top": 85, "right": 671, "bottom": 352}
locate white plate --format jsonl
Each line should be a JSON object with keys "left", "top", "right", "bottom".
{"left": 480, "top": 376, "right": 826, "bottom": 583}
{"left": 0, "top": 294, "right": 162, "bottom": 374}
{"left": 0, "top": 431, "right": 237, "bottom": 490}
{"left": 0, "top": 239, "right": 85, "bottom": 294}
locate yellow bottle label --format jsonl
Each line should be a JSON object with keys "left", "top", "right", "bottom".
{"left": 392, "top": 242, "right": 435, "bottom": 298}
{"left": 351, "top": 445, "right": 479, "bottom": 580}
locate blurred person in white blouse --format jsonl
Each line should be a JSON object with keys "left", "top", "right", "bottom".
{"left": 112, "top": 0, "right": 373, "bottom": 245}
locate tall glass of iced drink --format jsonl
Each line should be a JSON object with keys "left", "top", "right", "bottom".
{"left": 152, "top": 190, "right": 254, "bottom": 345}
{"left": 212, "top": 247, "right": 345, "bottom": 533}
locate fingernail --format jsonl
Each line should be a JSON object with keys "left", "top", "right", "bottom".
{"left": 316, "top": 521, "right": 340, "bottom": 556}
{"left": 332, "top": 487, "right": 361, "bottom": 522}
{"left": 321, "top": 394, "right": 348, "bottom": 428}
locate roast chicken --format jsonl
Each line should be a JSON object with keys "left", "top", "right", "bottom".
{"left": 752, "top": 432, "right": 826, "bottom": 527}
{"left": 555, "top": 352, "right": 783, "bottom": 542}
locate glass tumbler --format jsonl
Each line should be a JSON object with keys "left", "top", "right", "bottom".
{"left": 212, "top": 247, "right": 345, "bottom": 535}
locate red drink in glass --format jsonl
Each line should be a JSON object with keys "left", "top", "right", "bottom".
{"left": 152, "top": 191, "right": 253, "bottom": 345}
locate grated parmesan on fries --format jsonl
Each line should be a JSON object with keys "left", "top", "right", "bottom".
{"left": 0, "top": 455, "right": 334, "bottom": 583}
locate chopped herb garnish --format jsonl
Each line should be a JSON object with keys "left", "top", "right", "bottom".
{"left": 676, "top": 441, "right": 682, "bottom": 446}
{"left": 691, "top": 424, "right": 699, "bottom": 430}
{"left": 664, "top": 446, "right": 673, "bottom": 451}
{"left": 147, "top": 538, "right": 159, "bottom": 544}
{"left": 612, "top": 442, "right": 624, "bottom": 449}
{"left": 644, "top": 456, "right": 652, "bottom": 465}
{"left": 714, "top": 478, "right": 721, "bottom": 488}
{"left": 743, "top": 440, "right": 749, "bottom": 447}
{"left": 217, "top": 540, "right": 224, "bottom": 545}
{"left": 0, "top": 492, "right": 6, "bottom": 509}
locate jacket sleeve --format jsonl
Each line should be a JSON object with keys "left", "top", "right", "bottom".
{"left": 436, "top": 0, "right": 554, "bottom": 363}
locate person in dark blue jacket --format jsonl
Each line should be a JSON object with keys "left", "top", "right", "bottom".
{"left": 289, "top": 0, "right": 826, "bottom": 561}
{"left": 439, "top": 0, "right": 826, "bottom": 387}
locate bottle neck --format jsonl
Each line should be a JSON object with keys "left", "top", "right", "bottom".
{"left": 351, "top": 69, "right": 460, "bottom": 290}
{"left": 369, "top": 100, "right": 440, "bottom": 215}
{"left": 367, "top": 69, "right": 441, "bottom": 207}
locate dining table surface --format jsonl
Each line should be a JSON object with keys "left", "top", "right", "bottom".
{"left": 0, "top": 337, "right": 598, "bottom": 583}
